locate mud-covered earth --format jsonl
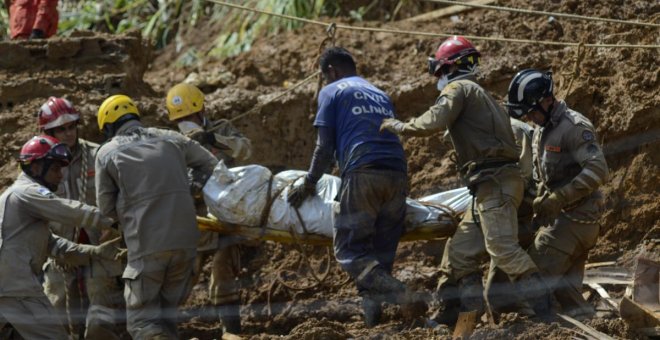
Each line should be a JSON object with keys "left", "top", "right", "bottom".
{"left": 1, "top": 0, "right": 659, "bottom": 338}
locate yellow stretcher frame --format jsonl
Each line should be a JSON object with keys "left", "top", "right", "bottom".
{"left": 197, "top": 215, "right": 459, "bottom": 246}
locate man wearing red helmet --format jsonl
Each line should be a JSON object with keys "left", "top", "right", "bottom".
{"left": 381, "top": 36, "right": 550, "bottom": 322}
{"left": 37, "top": 97, "right": 124, "bottom": 339}
{"left": 0, "top": 135, "right": 122, "bottom": 339}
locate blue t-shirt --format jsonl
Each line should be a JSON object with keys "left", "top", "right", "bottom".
{"left": 314, "top": 76, "right": 407, "bottom": 176}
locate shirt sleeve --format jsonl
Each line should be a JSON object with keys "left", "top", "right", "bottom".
{"left": 47, "top": 234, "right": 92, "bottom": 267}
{"left": 16, "top": 185, "right": 113, "bottom": 231}
{"left": 556, "top": 126, "right": 609, "bottom": 204}
{"left": 95, "top": 150, "right": 120, "bottom": 220}
{"left": 306, "top": 126, "right": 336, "bottom": 184}
{"left": 183, "top": 135, "right": 220, "bottom": 181}
{"left": 399, "top": 82, "right": 465, "bottom": 137}
{"left": 313, "top": 88, "right": 337, "bottom": 128}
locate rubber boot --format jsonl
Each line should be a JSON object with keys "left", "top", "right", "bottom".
{"left": 517, "top": 271, "right": 552, "bottom": 318}
{"left": 218, "top": 304, "right": 241, "bottom": 334}
{"left": 360, "top": 293, "right": 382, "bottom": 328}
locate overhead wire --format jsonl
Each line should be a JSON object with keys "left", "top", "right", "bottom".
{"left": 205, "top": 0, "right": 660, "bottom": 49}
{"left": 425, "top": 0, "right": 660, "bottom": 29}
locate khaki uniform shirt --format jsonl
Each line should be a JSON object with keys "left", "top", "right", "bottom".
{"left": 49, "top": 139, "right": 122, "bottom": 277}
{"left": 0, "top": 173, "right": 113, "bottom": 297}
{"left": 95, "top": 120, "right": 218, "bottom": 267}
{"left": 532, "top": 101, "right": 609, "bottom": 222}
{"left": 205, "top": 119, "right": 252, "bottom": 165}
{"left": 399, "top": 76, "right": 519, "bottom": 179}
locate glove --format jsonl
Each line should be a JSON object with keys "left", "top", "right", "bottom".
{"left": 379, "top": 118, "right": 405, "bottom": 134}
{"left": 29, "top": 29, "right": 45, "bottom": 40}
{"left": 287, "top": 177, "right": 316, "bottom": 209}
{"left": 532, "top": 191, "right": 565, "bottom": 226}
{"left": 188, "top": 129, "right": 215, "bottom": 146}
{"left": 86, "top": 237, "right": 125, "bottom": 261}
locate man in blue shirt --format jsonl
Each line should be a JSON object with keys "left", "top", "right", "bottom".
{"left": 288, "top": 47, "right": 423, "bottom": 327}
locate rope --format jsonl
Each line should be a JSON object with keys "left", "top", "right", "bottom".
{"left": 426, "top": 0, "right": 660, "bottom": 29}
{"left": 311, "top": 23, "right": 337, "bottom": 112}
{"left": 205, "top": 0, "right": 660, "bottom": 49}
{"left": 226, "top": 70, "right": 320, "bottom": 124}
{"left": 560, "top": 41, "right": 585, "bottom": 98}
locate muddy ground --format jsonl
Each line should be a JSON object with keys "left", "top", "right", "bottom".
{"left": 0, "top": 0, "right": 658, "bottom": 339}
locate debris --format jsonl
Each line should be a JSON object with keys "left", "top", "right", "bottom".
{"left": 619, "top": 296, "right": 660, "bottom": 335}
{"left": 557, "top": 313, "right": 616, "bottom": 340}
{"left": 583, "top": 266, "right": 633, "bottom": 285}
{"left": 405, "top": 0, "right": 496, "bottom": 22}
{"left": 587, "top": 283, "right": 619, "bottom": 311}
{"left": 452, "top": 311, "right": 478, "bottom": 340}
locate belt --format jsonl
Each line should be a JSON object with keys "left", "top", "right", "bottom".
{"left": 470, "top": 160, "right": 517, "bottom": 173}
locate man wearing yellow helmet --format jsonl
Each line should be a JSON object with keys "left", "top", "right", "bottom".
{"left": 166, "top": 83, "right": 252, "bottom": 334}
{"left": 95, "top": 94, "right": 219, "bottom": 339}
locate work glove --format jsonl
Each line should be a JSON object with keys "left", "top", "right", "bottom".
{"left": 187, "top": 129, "right": 216, "bottom": 146}
{"left": 379, "top": 118, "right": 405, "bottom": 134}
{"left": 29, "top": 29, "right": 45, "bottom": 40}
{"left": 532, "top": 191, "right": 565, "bottom": 227}
{"left": 287, "top": 177, "right": 316, "bottom": 209}
{"left": 84, "top": 237, "right": 126, "bottom": 261}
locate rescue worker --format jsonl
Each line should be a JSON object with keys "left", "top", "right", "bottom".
{"left": 166, "top": 83, "right": 252, "bottom": 334}
{"left": 95, "top": 94, "right": 219, "bottom": 339}
{"left": 287, "top": 47, "right": 422, "bottom": 327}
{"left": 483, "top": 117, "right": 538, "bottom": 321}
{"left": 505, "top": 69, "right": 609, "bottom": 318}
{"left": 380, "top": 36, "right": 551, "bottom": 320}
{"left": 0, "top": 135, "right": 122, "bottom": 339}
{"left": 433, "top": 117, "right": 539, "bottom": 325}
{"left": 8, "top": 0, "right": 58, "bottom": 39}
{"left": 38, "top": 97, "right": 124, "bottom": 339}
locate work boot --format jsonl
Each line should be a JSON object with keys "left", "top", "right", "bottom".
{"left": 360, "top": 293, "right": 382, "bottom": 328}
{"left": 430, "top": 285, "right": 460, "bottom": 326}
{"left": 517, "top": 271, "right": 552, "bottom": 318}
{"left": 218, "top": 304, "right": 241, "bottom": 334}
{"left": 357, "top": 267, "right": 407, "bottom": 304}
{"left": 458, "top": 273, "right": 485, "bottom": 314}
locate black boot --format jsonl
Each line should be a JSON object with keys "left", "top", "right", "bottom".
{"left": 218, "top": 304, "right": 241, "bottom": 334}
{"left": 518, "top": 272, "right": 552, "bottom": 318}
{"left": 458, "top": 273, "right": 485, "bottom": 314}
{"left": 430, "top": 285, "right": 461, "bottom": 326}
{"left": 361, "top": 293, "right": 382, "bottom": 328}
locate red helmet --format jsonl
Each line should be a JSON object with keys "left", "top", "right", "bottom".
{"left": 428, "top": 36, "right": 480, "bottom": 77}
{"left": 18, "top": 135, "right": 71, "bottom": 166}
{"left": 38, "top": 97, "right": 80, "bottom": 130}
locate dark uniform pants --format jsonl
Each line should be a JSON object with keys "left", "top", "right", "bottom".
{"left": 333, "top": 169, "right": 407, "bottom": 288}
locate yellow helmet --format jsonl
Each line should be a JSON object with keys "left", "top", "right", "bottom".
{"left": 97, "top": 95, "right": 140, "bottom": 131}
{"left": 166, "top": 83, "right": 205, "bottom": 121}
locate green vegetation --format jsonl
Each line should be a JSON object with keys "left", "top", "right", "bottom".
{"left": 55, "top": 0, "right": 329, "bottom": 59}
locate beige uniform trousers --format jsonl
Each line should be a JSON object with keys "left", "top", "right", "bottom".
{"left": 528, "top": 213, "right": 600, "bottom": 316}
{"left": 439, "top": 168, "right": 537, "bottom": 288}
{"left": 191, "top": 244, "right": 241, "bottom": 306}
{"left": 0, "top": 296, "right": 70, "bottom": 339}
{"left": 125, "top": 249, "right": 195, "bottom": 340}
{"left": 44, "top": 268, "right": 124, "bottom": 339}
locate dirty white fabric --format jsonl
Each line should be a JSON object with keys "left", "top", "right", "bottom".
{"left": 204, "top": 162, "right": 470, "bottom": 238}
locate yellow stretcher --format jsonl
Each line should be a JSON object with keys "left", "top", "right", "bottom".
{"left": 197, "top": 214, "right": 460, "bottom": 246}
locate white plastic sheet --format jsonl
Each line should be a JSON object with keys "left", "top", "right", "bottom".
{"left": 204, "top": 162, "right": 470, "bottom": 238}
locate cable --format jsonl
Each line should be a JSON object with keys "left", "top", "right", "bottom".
{"left": 205, "top": 0, "right": 660, "bottom": 49}
{"left": 225, "top": 70, "right": 320, "bottom": 124}
{"left": 425, "top": 0, "right": 660, "bottom": 29}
